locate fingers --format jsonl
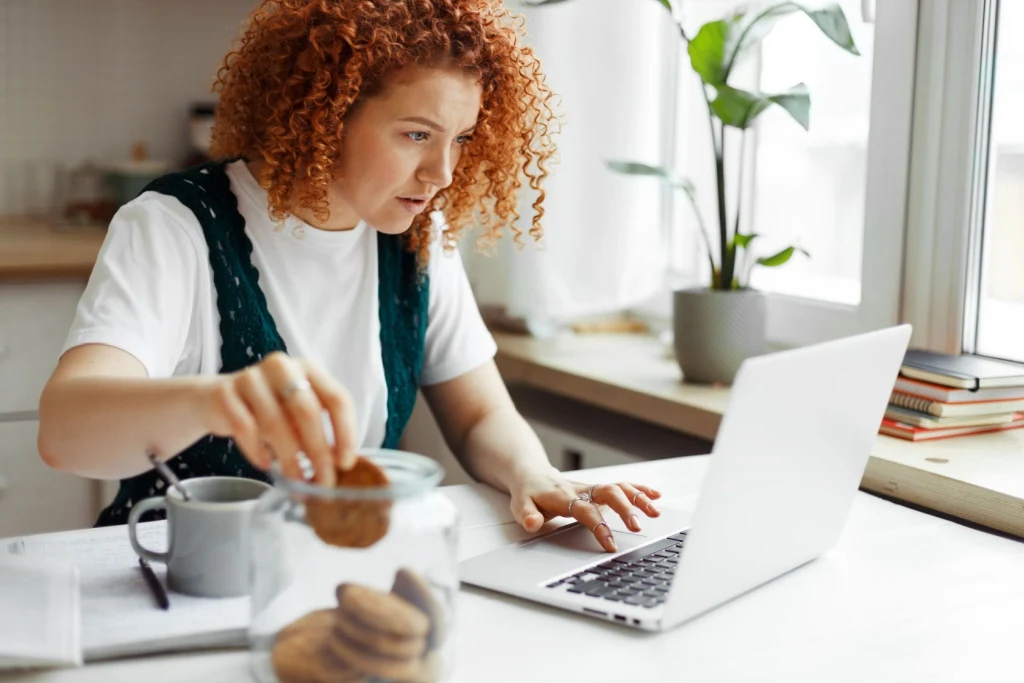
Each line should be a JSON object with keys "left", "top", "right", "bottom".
{"left": 617, "top": 482, "right": 661, "bottom": 518}
{"left": 590, "top": 483, "right": 642, "bottom": 532}
{"left": 634, "top": 483, "right": 662, "bottom": 500}
{"left": 262, "top": 357, "right": 336, "bottom": 487}
{"left": 236, "top": 366, "right": 305, "bottom": 481}
{"left": 569, "top": 497, "right": 617, "bottom": 553}
{"left": 300, "top": 359, "right": 358, "bottom": 471}
{"left": 511, "top": 494, "right": 545, "bottom": 533}
{"left": 207, "top": 352, "right": 358, "bottom": 484}
{"left": 207, "top": 378, "right": 265, "bottom": 467}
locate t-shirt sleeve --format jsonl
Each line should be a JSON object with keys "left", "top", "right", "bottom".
{"left": 61, "top": 192, "right": 203, "bottom": 378}
{"left": 419, "top": 242, "right": 497, "bottom": 386}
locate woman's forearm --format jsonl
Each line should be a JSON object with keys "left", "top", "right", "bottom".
{"left": 457, "top": 405, "right": 556, "bottom": 494}
{"left": 38, "top": 376, "right": 218, "bottom": 480}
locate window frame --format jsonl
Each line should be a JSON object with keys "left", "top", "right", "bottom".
{"left": 902, "top": 0, "right": 997, "bottom": 354}
{"left": 760, "top": 0, "right": 919, "bottom": 348}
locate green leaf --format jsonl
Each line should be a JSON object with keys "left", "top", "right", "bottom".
{"left": 688, "top": 3, "right": 858, "bottom": 87}
{"left": 711, "top": 83, "right": 809, "bottom": 130}
{"left": 607, "top": 160, "right": 720, "bottom": 280}
{"left": 687, "top": 19, "right": 735, "bottom": 86}
{"left": 756, "top": 246, "right": 810, "bottom": 267}
{"left": 799, "top": 3, "right": 859, "bottom": 55}
{"left": 733, "top": 233, "right": 759, "bottom": 249}
{"left": 605, "top": 161, "right": 695, "bottom": 193}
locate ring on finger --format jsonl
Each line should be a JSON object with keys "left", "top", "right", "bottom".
{"left": 588, "top": 484, "right": 599, "bottom": 504}
{"left": 567, "top": 492, "right": 591, "bottom": 516}
{"left": 591, "top": 521, "right": 609, "bottom": 534}
{"left": 280, "top": 378, "right": 312, "bottom": 402}
{"left": 632, "top": 491, "right": 644, "bottom": 507}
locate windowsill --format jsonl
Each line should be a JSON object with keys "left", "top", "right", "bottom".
{"left": 494, "top": 330, "right": 1024, "bottom": 540}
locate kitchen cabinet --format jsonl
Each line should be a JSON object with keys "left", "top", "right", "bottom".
{"left": 0, "top": 280, "right": 102, "bottom": 535}
{"left": 0, "top": 419, "right": 98, "bottom": 535}
{"left": 399, "top": 384, "right": 711, "bottom": 485}
{"left": 0, "top": 281, "right": 86, "bottom": 412}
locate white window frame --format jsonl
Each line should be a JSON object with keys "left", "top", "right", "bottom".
{"left": 902, "top": 0, "right": 997, "bottom": 354}
{"left": 762, "top": 0, "right": 919, "bottom": 348}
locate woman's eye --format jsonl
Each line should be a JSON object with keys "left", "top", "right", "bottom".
{"left": 406, "top": 132, "right": 429, "bottom": 142}
{"left": 455, "top": 135, "right": 473, "bottom": 145}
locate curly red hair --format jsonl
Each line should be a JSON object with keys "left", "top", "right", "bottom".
{"left": 210, "top": 0, "right": 558, "bottom": 264}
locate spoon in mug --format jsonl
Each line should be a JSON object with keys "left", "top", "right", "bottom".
{"left": 147, "top": 452, "right": 192, "bottom": 501}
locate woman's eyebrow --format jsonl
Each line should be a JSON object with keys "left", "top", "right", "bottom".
{"left": 398, "top": 116, "right": 477, "bottom": 134}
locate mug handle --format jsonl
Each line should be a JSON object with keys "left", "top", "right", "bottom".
{"left": 128, "top": 497, "right": 171, "bottom": 564}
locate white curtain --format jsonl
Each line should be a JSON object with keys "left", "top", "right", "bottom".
{"left": 462, "top": 0, "right": 680, "bottom": 330}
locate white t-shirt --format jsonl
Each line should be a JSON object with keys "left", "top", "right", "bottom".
{"left": 62, "top": 160, "right": 496, "bottom": 448}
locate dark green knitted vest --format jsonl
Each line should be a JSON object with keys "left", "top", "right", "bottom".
{"left": 94, "top": 160, "right": 429, "bottom": 527}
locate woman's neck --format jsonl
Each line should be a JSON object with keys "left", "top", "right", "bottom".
{"left": 245, "top": 159, "right": 360, "bottom": 232}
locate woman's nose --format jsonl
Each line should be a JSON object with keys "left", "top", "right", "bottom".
{"left": 420, "top": 149, "right": 454, "bottom": 189}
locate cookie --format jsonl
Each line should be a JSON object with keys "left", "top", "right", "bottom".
{"left": 271, "top": 610, "right": 367, "bottom": 683}
{"left": 305, "top": 456, "right": 391, "bottom": 548}
{"left": 335, "top": 611, "right": 427, "bottom": 659}
{"left": 336, "top": 584, "right": 430, "bottom": 639}
{"left": 326, "top": 631, "right": 423, "bottom": 681}
{"left": 402, "top": 651, "right": 444, "bottom": 683}
{"left": 390, "top": 568, "right": 446, "bottom": 651}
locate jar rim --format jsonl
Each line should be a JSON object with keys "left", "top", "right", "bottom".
{"left": 269, "top": 448, "right": 445, "bottom": 500}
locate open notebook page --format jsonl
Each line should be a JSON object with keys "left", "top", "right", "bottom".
{"left": 0, "top": 554, "right": 81, "bottom": 670}
{"left": 4, "top": 521, "right": 249, "bottom": 661}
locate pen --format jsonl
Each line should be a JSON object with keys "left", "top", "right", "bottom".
{"left": 138, "top": 557, "right": 170, "bottom": 610}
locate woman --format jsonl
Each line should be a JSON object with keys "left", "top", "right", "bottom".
{"left": 38, "top": 0, "right": 660, "bottom": 551}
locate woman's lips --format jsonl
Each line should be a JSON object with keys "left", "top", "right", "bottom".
{"left": 397, "top": 197, "right": 428, "bottom": 215}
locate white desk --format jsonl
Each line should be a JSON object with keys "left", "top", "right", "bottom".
{"left": 4, "top": 456, "right": 1024, "bottom": 683}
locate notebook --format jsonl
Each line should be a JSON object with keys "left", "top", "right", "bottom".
{"left": 893, "top": 376, "right": 1024, "bottom": 403}
{"left": 889, "top": 391, "right": 1024, "bottom": 418}
{"left": 880, "top": 416, "right": 1024, "bottom": 441}
{"left": 0, "top": 555, "right": 81, "bottom": 670}
{"left": 901, "top": 350, "right": 1024, "bottom": 390}
{"left": 1, "top": 520, "right": 249, "bottom": 663}
{"left": 883, "top": 404, "right": 1017, "bottom": 429}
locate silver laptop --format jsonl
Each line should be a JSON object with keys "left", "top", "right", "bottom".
{"left": 460, "top": 324, "right": 912, "bottom": 631}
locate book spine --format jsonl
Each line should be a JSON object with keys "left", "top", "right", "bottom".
{"left": 889, "top": 392, "right": 938, "bottom": 416}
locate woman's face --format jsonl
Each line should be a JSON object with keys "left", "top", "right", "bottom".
{"left": 328, "top": 66, "right": 483, "bottom": 234}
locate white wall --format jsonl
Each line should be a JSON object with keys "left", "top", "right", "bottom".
{"left": 0, "top": 0, "right": 256, "bottom": 215}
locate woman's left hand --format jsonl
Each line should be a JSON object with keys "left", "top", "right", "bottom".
{"left": 508, "top": 468, "right": 662, "bottom": 553}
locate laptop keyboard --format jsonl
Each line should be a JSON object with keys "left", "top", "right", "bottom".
{"left": 544, "top": 531, "right": 687, "bottom": 609}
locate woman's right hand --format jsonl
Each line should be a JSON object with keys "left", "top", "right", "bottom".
{"left": 201, "top": 351, "right": 357, "bottom": 486}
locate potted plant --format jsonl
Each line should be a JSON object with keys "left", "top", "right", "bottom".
{"left": 528, "top": 0, "right": 859, "bottom": 383}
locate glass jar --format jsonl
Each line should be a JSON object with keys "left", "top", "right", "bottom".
{"left": 249, "top": 448, "right": 458, "bottom": 683}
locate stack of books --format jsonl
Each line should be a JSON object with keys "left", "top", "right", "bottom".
{"left": 882, "top": 350, "right": 1024, "bottom": 441}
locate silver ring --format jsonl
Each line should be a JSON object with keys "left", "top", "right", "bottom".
{"left": 280, "top": 378, "right": 312, "bottom": 402}
{"left": 591, "top": 521, "right": 609, "bottom": 533}
{"left": 632, "top": 491, "right": 643, "bottom": 507}
{"left": 588, "top": 484, "right": 599, "bottom": 503}
{"left": 567, "top": 492, "right": 591, "bottom": 516}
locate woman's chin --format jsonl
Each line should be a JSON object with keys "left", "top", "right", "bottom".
{"left": 367, "top": 215, "right": 416, "bottom": 235}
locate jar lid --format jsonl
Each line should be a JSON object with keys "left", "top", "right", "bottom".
{"left": 271, "top": 448, "right": 445, "bottom": 500}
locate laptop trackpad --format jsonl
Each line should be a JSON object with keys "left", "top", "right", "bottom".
{"left": 521, "top": 524, "right": 653, "bottom": 561}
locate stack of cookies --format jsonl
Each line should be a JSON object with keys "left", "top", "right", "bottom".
{"left": 271, "top": 568, "right": 447, "bottom": 683}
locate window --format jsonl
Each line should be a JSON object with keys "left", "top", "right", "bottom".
{"left": 904, "top": 0, "right": 1023, "bottom": 360}
{"left": 749, "top": 0, "right": 875, "bottom": 307}
{"left": 662, "top": 1, "right": 918, "bottom": 347}
{"left": 972, "top": 0, "right": 1024, "bottom": 363}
